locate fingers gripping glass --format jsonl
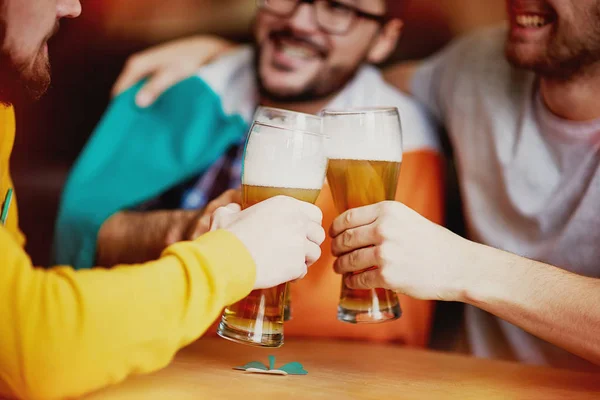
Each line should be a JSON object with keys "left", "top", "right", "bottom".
{"left": 217, "top": 107, "right": 327, "bottom": 348}
{"left": 257, "top": 0, "right": 387, "bottom": 35}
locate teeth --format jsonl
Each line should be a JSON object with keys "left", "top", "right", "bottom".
{"left": 516, "top": 14, "right": 549, "bottom": 28}
{"left": 281, "top": 44, "right": 313, "bottom": 59}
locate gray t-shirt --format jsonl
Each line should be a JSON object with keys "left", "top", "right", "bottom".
{"left": 412, "top": 26, "right": 600, "bottom": 370}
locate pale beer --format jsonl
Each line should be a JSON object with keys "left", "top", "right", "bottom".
{"left": 219, "top": 184, "right": 320, "bottom": 345}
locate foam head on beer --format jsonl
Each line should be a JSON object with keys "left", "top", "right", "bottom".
{"left": 242, "top": 122, "right": 328, "bottom": 206}
{"left": 323, "top": 107, "right": 403, "bottom": 212}
{"left": 323, "top": 107, "right": 403, "bottom": 163}
{"left": 253, "top": 107, "right": 322, "bottom": 137}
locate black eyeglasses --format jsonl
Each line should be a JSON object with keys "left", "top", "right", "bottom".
{"left": 257, "top": 0, "right": 388, "bottom": 35}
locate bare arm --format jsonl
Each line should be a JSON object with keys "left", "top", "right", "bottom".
{"left": 464, "top": 243, "right": 600, "bottom": 365}
{"left": 331, "top": 202, "right": 600, "bottom": 366}
{"left": 96, "top": 189, "right": 241, "bottom": 266}
{"left": 96, "top": 210, "right": 198, "bottom": 267}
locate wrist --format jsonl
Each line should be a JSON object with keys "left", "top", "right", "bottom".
{"left": 449, "top": 237, "right": 486, "bottom": 304}
{"left": 456, "top": 240, "right": 518, "bottom": 308}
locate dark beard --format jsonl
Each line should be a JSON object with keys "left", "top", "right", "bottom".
{"left": 0, "top": 52, "right": 51, "bottom": 105}
{"left": 0, "top": 18, "right": 53, "bottom": 105}
{"left": 506, "top": 7, "right": 600, "bottom": 80}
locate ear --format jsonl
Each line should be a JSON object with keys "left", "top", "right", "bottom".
{"left": 367, "top": 19, "right": 404, "bottom": 64}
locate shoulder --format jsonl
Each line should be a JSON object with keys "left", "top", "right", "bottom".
{"left": 441, "top": 25, "right": 508, "bottom": 67}
{"left": 435, "top": 25, "right": 530, "bottom": 92}
{"left": 194, "top": 46, "right": 256, "bottom": 121}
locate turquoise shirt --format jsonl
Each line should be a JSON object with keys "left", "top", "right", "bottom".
{"left": 53, "top": 76, "right": 247, "bottom": 268}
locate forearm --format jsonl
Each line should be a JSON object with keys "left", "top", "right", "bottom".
{"left": 461, "top": 242, "right": 600, "bottom": 365}
{"left": 96, "top": 210, "right": 198, "bottom": 266}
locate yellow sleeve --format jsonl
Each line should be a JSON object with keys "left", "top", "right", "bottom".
{"left": 0, "top": 228, "right": 255, "bottom": 400}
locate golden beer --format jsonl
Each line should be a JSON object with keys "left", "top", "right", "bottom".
{"left": 217, "top": 108, "right": 327, "bottom": 347}
{"left": 328, "top": 159, "right": 401, "bottom": 210}
{"left": 328, "top": 158, "right": 403, "bottom": 323}
{"left": 218, "top": 184, "right": 321, "bottom": 346}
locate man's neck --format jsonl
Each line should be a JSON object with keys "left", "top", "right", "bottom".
{"left": 540, "top": 68, "right": 600, "bottom": 121}
{"left": 259, "top": 95, "right": 335, "bottom": 115}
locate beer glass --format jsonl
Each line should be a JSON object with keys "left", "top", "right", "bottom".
{"left": 322, "top": 107, "right": 403, "bottom": 324}
{"left": 253, "top": 107, "right": 322, "bottom": 322}
{"left": 217, "top": 107, "right": 327, "bottom": 347}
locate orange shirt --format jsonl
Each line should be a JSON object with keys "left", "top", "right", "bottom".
{"left": 204, "top": 150, "right": 445, "bottom": 346}
{"left": 286, "top": 150, "right": 445, "bottom": 346}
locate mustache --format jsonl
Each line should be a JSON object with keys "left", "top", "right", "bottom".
{"left": 269, "top": 30, "right": 329, "bottom": 58}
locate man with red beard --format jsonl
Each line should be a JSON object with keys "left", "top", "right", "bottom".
{"left": 0, "top": 1, "right": 325, "bottom": 398}
{"left": 333, "top": 0, "right": 600, "bottom": 370}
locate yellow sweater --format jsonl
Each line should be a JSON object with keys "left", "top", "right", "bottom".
{"left": 0, "top": 106, "right": 256, "bottom": 399}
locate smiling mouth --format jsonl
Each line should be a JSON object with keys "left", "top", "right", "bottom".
{"left": 269, "top": 30, "right": 328, "bottom": 58}
{"left": 514, "top": 13, "right": 555, "bottom": 28}
{"left": 278, "top": 41, "right": 319, "bottom": 60}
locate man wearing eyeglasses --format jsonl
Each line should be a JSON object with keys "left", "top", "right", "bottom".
{"left": 55, "top": 0, "right": 444, "bottom": 346}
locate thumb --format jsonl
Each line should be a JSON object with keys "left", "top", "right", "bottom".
{"left": 209, "top": 204, "right": 241, "bottom": 231}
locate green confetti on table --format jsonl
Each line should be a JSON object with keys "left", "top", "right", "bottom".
{"left": 234, "top": 355, "right": 308, "bottom": 375}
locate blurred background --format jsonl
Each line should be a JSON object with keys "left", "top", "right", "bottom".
{"left": 12, "top": 0, "right": 506, "bottom": 266}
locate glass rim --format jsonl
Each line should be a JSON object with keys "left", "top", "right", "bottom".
{"left": 256, "top": 106, "right": 323, "bottom": 122}
{"left": 321, "top": 106, "right": 399, "bottom": 116}
{"left": 252, "top": 120, "right": 330, "bottom": 139}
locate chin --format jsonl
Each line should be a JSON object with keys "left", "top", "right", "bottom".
{"left": 505, "top": 42, "right": 546, "bottom": 70}
{"left": 21, "top": 53, "right": 52, "bottom": 100}
{"left": 258, "top": 69, "right": 311, "bottom": 100}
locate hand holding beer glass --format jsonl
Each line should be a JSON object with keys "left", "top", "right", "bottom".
{"left": 323, "top": 108, "right": 403, "bottom": 324}
{"left": 253, "top": 107, "right": 322, "bottom": 321}
{"left": 217, "top": 107, "right": 328, "bottom": 347}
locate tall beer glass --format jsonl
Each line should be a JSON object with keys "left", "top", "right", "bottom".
{"left": 253, "top": 107, "right": 322, "bottom": 321}
{"left": 217, "top": 107, "right": 327, "bottom": 347}
{"left": 323, "top": 107, "right": 403, "bottom": 324}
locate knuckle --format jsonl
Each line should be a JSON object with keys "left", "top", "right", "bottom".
{"left": 344, "top": 209, "right": 354, "bottom": 225}
{"left": 379, "top": 201, "right": 395, "bottom": 215}
{"left": 374, "top": 245, "right": 388, "bottom": 265}
{"left": 212, "top": 206, "right": 230, "bottom": 220}
{"left": 376, "top": 243, "right": 395, "bottom": 265}
{"left": 349, "top": 249, "right": 361, "bottom": 266}
{"left": 374, "top": 221, "right": 388, "bottom": 241}
{"left": 342, "top": 229, "right": 354, "bottom": 248}
{"left": 355, "top": 273, "right": 369, "bottom": 288}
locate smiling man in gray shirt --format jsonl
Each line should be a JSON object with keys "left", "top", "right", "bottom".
{"left": 330, "top": 0, "right": 600, "bottom": 371}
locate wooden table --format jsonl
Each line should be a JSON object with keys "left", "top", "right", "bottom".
{"left": 87, "top": 338, "right": 600, "bottom": 399}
